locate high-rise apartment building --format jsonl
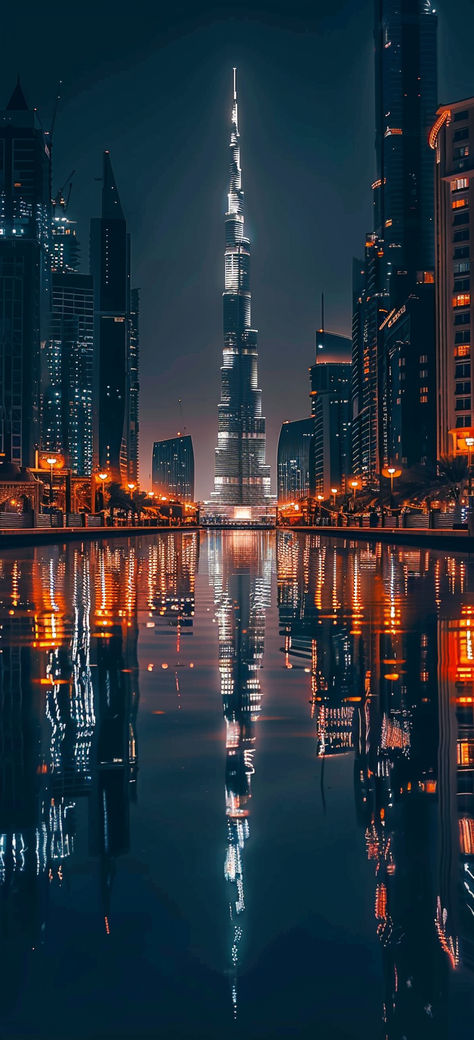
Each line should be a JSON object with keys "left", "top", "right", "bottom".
{"left": 352, "top": 1, "right": 438, "bottom": 479}
{"left": 310, "top": 330, "right": 352, "bottom": 496}
{"left": 90, "top": 151, "right": 139, "bottom": 483}
{"left": 277, "top": 418, "right": 314, "bottom": 504}
{"left": 45, "top": 271, "right": 94, "bottom": 475}
{"left": 152, "top": 435, "right": 194, "bottom": 501}
{"left": 0, "top": 79, "right": 51, "bottom": 467}
{"left": 431, "top": 98, "right": 474, "bottom": 459}
{"left": 212, "top": 71, "right": 271, "bottom": 509}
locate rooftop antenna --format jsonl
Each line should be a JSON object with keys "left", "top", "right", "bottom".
{"left": 177, "top": 398, "right": 187, "bottom": 437}
{"left": 233, "top": 67, "right": 237, "bottom": 100}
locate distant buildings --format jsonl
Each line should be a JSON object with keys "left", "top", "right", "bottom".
{"left": 212, "top": 71, "right": 271, "bottom": 509}
{"left": 432, "top": 98, "right": 474, "bottom": 460}
{"left": 277, "top": 418, "right": 314, "bottom": 503}
{"left": 0, "top": 79, "right": 51, "bottom": 468}
{"left": 310, "top": 330, "right": 351, "bottom": 495}
{"left": 152, "top": 435, "right": 195, "bottom": 501}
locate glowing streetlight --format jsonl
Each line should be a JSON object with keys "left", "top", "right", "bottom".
{"left": 382, "top": 465, "right": 402, "bottom": 502}
{"left": 127, "top": 482, "right": 135, "bottom": 493}
{"left": 330, "top": 487, "right": 338, "bottom": 508}
{"left": 349, "top": 478, "right": 360, "bottom": 502}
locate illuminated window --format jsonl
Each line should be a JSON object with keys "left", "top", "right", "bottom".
{"left": 455, "top": 344, "right": 471, "bottom": 357}
{"left": 453, "top": 197, "right": 468, "bottom": 209}
{"left": 457, "top": 740, "right": 474, "bottom": 766}
{"left": 420, "top": 395, "right": 428, "bottom": 403}
{"left": 452, "top": 177, "right": 469, "bottom": 190}
{"left": 453, "top": 292, "right": 471, "bottom": 307}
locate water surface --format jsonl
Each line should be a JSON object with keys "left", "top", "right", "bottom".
{"left": 0, "top": 531, "right": 473, "bottom": 1038}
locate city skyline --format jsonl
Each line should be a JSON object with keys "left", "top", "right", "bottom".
{"left": 6, "top": 0, "right": 474, "bottom": 497}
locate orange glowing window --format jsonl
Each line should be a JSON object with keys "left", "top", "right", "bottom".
{"left": 459, "top": 818, "right": 474, "bottom": 855}
{"left": 452, "top": 177, "right": 469, "bottom": 192}
{"left": 457, "top": 740, "right": 474, "bottom": 766}
{"left": 385, "top": 218, "right": 393, "bottom": 227}
{"left": 455, "top": 344, "right": 471, "bottom": 358}
{"left": 453, "top": 293, "right": 471, "bottom": 308}
{"left": 452, "top": 197, "right": 469, "bottom": 209}
{"left": 422, "top": 271, "right": 434, "bottom": 283}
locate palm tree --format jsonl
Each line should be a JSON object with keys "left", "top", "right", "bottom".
{"left": 131, "top": 490, "right": 150, "bottom": 522}
{"left": 107, "top": 482, "right": 132, "bottom": 523}
{"left": 437, "top": 454, "right": 468, "bottom": 502}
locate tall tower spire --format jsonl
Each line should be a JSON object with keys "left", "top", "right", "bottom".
{"left": 212, "top": 70, "right": 271, "bottom": 509}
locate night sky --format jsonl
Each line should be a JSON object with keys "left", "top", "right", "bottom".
{"left": 5, "top": 0, "right": 474, "bottom": 497}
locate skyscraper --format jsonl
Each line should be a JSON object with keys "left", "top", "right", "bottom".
{"left": 0, "top": 79, "right": 51, "bottom": 467}
{"left": 431, "top": 99, "right": 474, "bottom": 460}
{"left": 126, "top": 287, "right": 140, "bottom": 484}
{"left": 277, "top": 418, "right": 314, "bottom": 504}
{"left": 352, "top": 1, "right": 438, "bottom": 479}
{"left": 310, "top": 330, "right": 352, "bottom": 495}
{"left": 90, "top": 152, "right": 138, "bottom": 483}
{"left": 47, "top": 271, "right": 94, "bottom": 476}
{"left": 212, "top": 71, "right": 271, "bottom": 510}
{"left": 152, "top": 434, "right": 194, "bottom": 501}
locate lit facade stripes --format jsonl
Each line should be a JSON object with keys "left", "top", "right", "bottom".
{"left": 212, "top": 71, "right": 271, "bottom": 507}
{"left": 310, "top": 330, "right": 352, "bottom": 495}
{"left": 277, "top": 418, "right": 314, "bottom": 503}
{"left": 431, "top": 99, "right": 474, "bottom": 459}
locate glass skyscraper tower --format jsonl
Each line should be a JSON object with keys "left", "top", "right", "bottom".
{"left": 212, "top": 71, "right": 271, "bottom": 508}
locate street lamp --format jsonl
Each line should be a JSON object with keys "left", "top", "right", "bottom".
{"left": 331, "top": 487, "right": 338, "bottom": 509}
{"left": 349, "top": 478, "right": 360, "bottom": 503}
{"left": 46, "top": 457, "right": 57, "bottom": 526}
{"left": 382, "top": 465, "right": 402, "bottom": 506}
{"left": 97, "top": 471, "right": 109, "bottom": 512}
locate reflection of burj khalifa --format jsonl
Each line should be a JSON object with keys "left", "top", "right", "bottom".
{"left": 209, "top": 532, "right": 271, "bottom": 1018}
{"left": 212, "top": 71, "right": 271, "bottom": 508}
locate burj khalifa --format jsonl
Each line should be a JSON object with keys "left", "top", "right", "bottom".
{"left": 212, "top": 70, "right": 271, "bottom": 509}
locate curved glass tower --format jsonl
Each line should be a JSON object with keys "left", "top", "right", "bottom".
{"left": 212, "top": 70, "right": 271, "bottom": 508}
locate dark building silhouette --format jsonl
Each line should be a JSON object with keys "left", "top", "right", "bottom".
{"left": 212, "top": 71, "right": 271, "bottom": 508}
{"left": 152, "top": 434, "right": 195, "bottom": 501}
{"left": 310, "top": 330, "right": 351, "bottom": 494}
{"left": 127, "top": 287, "right": 140, "bottom": 484}
{"left": 277, "top": 418, "right": 314, "bottom": 503}
{"left": 352, "top": 1, "right": 438, "bottom": 479}
{"left": 90, "top": 152, "right": 139, "bottom": 483}
{"left": 0, "top": 79, "right": 51, "bottom": 467}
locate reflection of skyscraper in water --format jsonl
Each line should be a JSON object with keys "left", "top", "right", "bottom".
{"left": 209, "top": 532, "right": 271, "bottom": 1019}
{"left": 89, "top": 545, "right": 140, "bottom": 931}
{"left": 0, "top": 541, "right": 141, "bottom": 967}
{"left": 276, "top": 531, "right": 355, "bottom": 757}
{"left": 437, "top": 607, "right": 474, "bottom": 975}
{"left": 276, "top": 533, "right": 457, "bottom": 1034}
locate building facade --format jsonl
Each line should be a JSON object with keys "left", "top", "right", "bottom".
{"left": 352, "top": 0, "right": 438, "bottom": 480}
{"left": 0, "top": 79, "right": 51, "bottom": 468}
{"left": 212, "top": 71, "right": 271, "bottom": 508}
{"left": 277, "top": 418, "right": 314, "bottom": 504}
{"left": 152, "top": 435, "right": 194, "bottom": 501}
{"left": 44, "top": 272, "right": 94, "bottom": 476}
{"left": 90, "top": 152, "right": 133, "bottom": 483}
{"left": 310, "top": 330, "right": 352, "bottom": 496}
{"left": 432, "top": 99, "right": 474, "bottom": 460}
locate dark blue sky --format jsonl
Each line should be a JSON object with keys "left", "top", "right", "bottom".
{"left": 5, "top": 0, "right": 474, "bottom": 496}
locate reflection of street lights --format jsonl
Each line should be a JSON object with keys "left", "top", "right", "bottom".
{"left": 466, "top": 437, "right": 474, "bottom": 493}
{"left": 46, "top": 457, "right": 57, "bottom": 526}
